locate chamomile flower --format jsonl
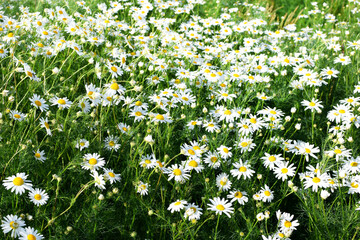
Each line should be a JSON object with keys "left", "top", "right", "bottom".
{"left": 3, "top": 172, "right": 33, "bottom": 195}
{"left": 227, "top": 190, "right": 248, "bottom": 205}
{"left": 166, "top": 164, "right": 190, "bottom": 183}
{"left": 39, "top": 117, "right": 51, "bottom": 136}
{"left": 261, "top": 153, "right": 284, "bottom": 170}
{"left": 104, "top": 135, "right": 121, "bottom": 151}
{"left": 92, "top": 170, "right": 106, "bottom": 190}
{"left": 301, "top": 99, "right": 323, "bottom": 112}
{"left": 28, "top": 188, "right": 49, "bottom": 206}
{"left": 183, "top": 158, "right": 204, "bottom": 173}
{"left": 139, "top": 154, "right": 155, "bottom": 169}
{"left": 103, "top": 168, "right": 121, "bottom": 184}
{"left": 76, "top": 139, "right": 89, "bottom": 151}
{"left": 216, "top": 173, "right": 232, "bottom": 191}
{"left": 203, "top": 152, "right": 222, "bottom": 169}
{"left": 207, "top": 197, "right": 234, "bottom": 218}
{"left": 303, "top": 172, "right": 330, "bottom": 192}
{"left": 217, "top": 145, "right": 232, "bottom": 159}
{"left": 34, "top": 150, "right": 46, "bottom": 162}
{"left": 260, "top": 184, "right": 274, "bottom": 202}
{"left": 230, "top": 160, "right": 255, "bottom": 180}
{"left": 79, "top": 99, "right": 91, "bottom": 113}
{"left": 273, "top": 161, "right": 296, "bottom": 181}
{"left": 9, "top": 110, "right": 26, "bottom": 121}
{"left": 184, "top": 203, "right": 202, "bottom": 220}
{"left": 1, "top": 214, "right": 26, "bottom": 238}
{"left": 117, "top": 122, "right": 131, "bottom": 135}
{"left": 168, "top": 200, "right": 188, "bottom": 213}
{"left": 137, "top": 181, "right": 149, "bottom": 195}
{"left": 50, "top": 96, "right": 72, "bottom": 109}
{"left": 105, "top": 81, "right": 125, "bottom": 96}
{"left": 82, "top": 153, "right": 105, "bottom": 171}
{"left": 29, "top": 94, "right": 48, "bottom": 112}
{"left": 19, "top": 227, "right": 44, "bottom": 240}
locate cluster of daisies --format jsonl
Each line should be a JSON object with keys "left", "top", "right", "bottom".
{"left": 1, "top": 0, "right": 360, "bottom": 238}
{"left": 2, "top": 173, "right": 47, "bottom": 239}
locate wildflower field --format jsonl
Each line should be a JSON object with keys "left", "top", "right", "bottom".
{"left": 1, "top": 0, "right": 360, "bottom": 239}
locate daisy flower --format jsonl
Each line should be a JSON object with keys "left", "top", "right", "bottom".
{"left": 183, "top": 158, "right": 204, "bottom": 173}
{"left": 334, "top": 54, "right": 351, "bottom": 65}
{"left": 261, "top": 153, "right": 284, "bottom": 170}
{"left": 1, "top": 214, "right": 26, "bottom": 238}
{"left": 139, "top": 154, "right": 155, "bottom": 169}
{"left": 39, "top": 117, "right": 51, "bottom": 136}
{"left": 117, "top": 122, "right": 131, "bottom": 135}
{"left": 3, "top": 172, "right": 33, "bottom": 195}
{"left": 103, "top": 168, "right": 121, "bottom": 184}
{"left": 301, "top": 99, "right": 323, "bottom": 112}
{"left": 217, "top": 145, "right": 232, "bottom": 159}
{"left": 136, "top": 181, "right": 149, "bottom": 195}
{"left": 34, "top": 149, "right": 46, "bottom": 162}
{"left": 104, "top": 135, "right": 121, "bottom": 151}
{"left": 107, "top": 62, "right": 123, "bottom": 78}
{"left": 237, "top": 137, "right": 256, "bottom": 153}
{"left": 50, "top": 96, "right": 72, "bottom": 109}
{"left": 184, "top": 203, "right": 202, "bottom": 220}
{"left": 81, "top": 153, "right": 105, "bottom": 171}
{"left": 19, "top": 227, "right": 44, "bottom": 240}
{"left": 230, "top": 160, "right": 255, "bottom": 180}
{"left": 76, "top": 139, "right": 89, "bottom": 151}
{"left": 298, "top": 142, "right": 320, "bottom": 161}
{"left": 303, "top": 172, "right": 330, "bottom": 192}
{"left": 105, "top": 81, "right": 126, "bottom": 96}
{"left": 168, "top": 200, "right": 188, "bottom": 213}
{"left": 79, "top": 99, "right": 91, "bottom": 113}
{"left": 227, "top": 190, "right": 248, "bottom": 205}
{"left": 216, "top": 173, "right": 232, "bottom": 191}
{"left": 9, "top": 110, "right": 26, "bottom": 121}
{"left": 260, "top": 185, "right": 274, "bottom": 202}
{"left": 320, "top": 67, "right": 339, "bottom": 79}
{"left": 203, "top": 152, "right": 222, "bottom": 169}
{"left": 92, "top": 170, "right": 106, "bottom": 190}
{"left": 207, "top": 197, "right": 234, "bottom": 218}
{"left": 166, "top": 164, "right": 190, "bottom": 183}
{"left": 28, "top": 188, "right": 49, "bottom": 206}
{"left": 29, "top": 94, "right": 48, "bottom": 112}
{"left": 325, "top": 146, "right": 352, "bottom": 161}
{"left": 273, "top": 161, "right": 296, "bottom": 181}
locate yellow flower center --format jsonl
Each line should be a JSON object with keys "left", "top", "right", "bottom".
{"left": 174, "top": 201, "right": 181, "bottom": 206}
{"left": 35, "top": 153, "right": 41, "bottom": 158}
{"left": 109, "top": 141, "right": 115, "bottom": 147}
{"left": 312, "top": 177, "right": 321, "bottom": 183}
{"left": 173, "top": 169, "right": 182, "bottom": 176}
{"left": 211, "top": 157, "right": 217, "bottom": 163}
{"left": 108, "top": 172, "right": 115, "bottom": 178}
{"left": 250, "top": 118, "right": 257, "bottom": 124}
{"left": 34, "top": 194, "right": 42, "bottom": 200}
{"left": 156, "top": 114, "right": 164, "bottom": 120}
{"left": 281, "top": 168, "right": 288, "bottom": 174}
{"left": 57, "top": 99, "right": 66, "bottom": 105}
{"left": 27, "top": 234, "right": 36, "bottom": 240}
{"left": 216, "top": 204, "right": 225, "bottom": 211}
{"left": 224, "top": 110, "right": 232, "bottom": 115}
{"left": 334, "top": 149, "right": 342, "bottom": 154}
{"left": 44, "top": 122, "right": 50, "bottom": 129}
{"left": 351, "top": 162, "right": 358, "bottom": 167}
{"left": 351, "top": 182, "right": 359, "bottom": 188}
{"left": 241, "top": 142, "right": 248, "bottom": 147}
{"left": 188, "top": 149, "right": 195, "bottom": 155}
{"left": 339, "top": 109, "right": 346, "bottom": 114}
{"left": 269, "top": 156, "right": 276, "bottom": 162}
{"left": 239, "top": 166, "right": 247, "bottom": 172}
{"left": 235, "top": 192, "right": 243, "bottom": 198}
{"left": 264, "top": 190, "right": 271, "bottom": 196}
{"left": 88, "top": 158, "right": 97, "bottom": 165}
{"left": 10, "top": 221, "right": 19, "bottom": 229}
{"left": 223, "top": 148, "right": 229, "bottom": 153}
{"left": 13, "top": 177, "right": 24, "bottom": 186}
{"left": 188, "top": 160, "right": 198, "bottom": 167}
{"left": 135, "top": 111, "right": 142, "bottom": 116}
{"left": 309, "top": 102, "right": 316, "bottom": 107}
{"left": 111, "top": 66, "right": 117, "bottom": 73}
{"left": 13, "top": 114, "right": 21, "bottom": 119}
{"left": 284, "top": 220, "right": 292, "bottom": 228}
{"left": 110, "top": 82, "right": 119, "bottom": 90}
{"left": 7, "top": 32, "right": 14, "bottom": 38}
{"left": 34, "top": 100, "right": 42, "bottom": 106}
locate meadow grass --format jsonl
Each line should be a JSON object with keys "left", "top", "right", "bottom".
{"left": 1, "top": 0, "right": 360, "bottom": 239}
